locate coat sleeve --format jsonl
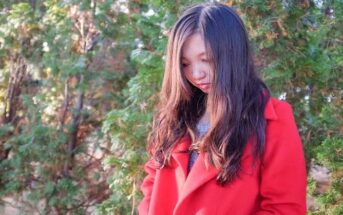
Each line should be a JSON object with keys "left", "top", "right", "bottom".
{"left": 138, "top": 158, "right": 157, "bottom": 215}
{"left": 254, "top": 102, "right": 307, "bottom": 215}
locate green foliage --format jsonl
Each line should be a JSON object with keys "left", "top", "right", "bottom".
{"left": 0, "top": 0, "right": 130, "bottom": 213}
{"left": 314, "top": 138, "right": 343, "bottom": 171}
{"left": 313, "top": 177, "right": 343, "bottom": 215}
{"left": 307, "top": 176, "right": 317, "bottom": 196}
{"left": 308, "top": 137, "right": 343, "bottom": 214}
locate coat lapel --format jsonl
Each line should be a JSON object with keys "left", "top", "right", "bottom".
{"left": 171, "top": 135, "right": 219, "bottom": 203}
{"left": 178, "top": 152, "right": 219, "bottom": 203}
{"left": 170, "top": 135, "right": 192, "bottom": 183}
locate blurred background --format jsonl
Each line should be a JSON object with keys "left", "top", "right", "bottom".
{"left": 0, "top": 0, "right": 342, "bottom": 214}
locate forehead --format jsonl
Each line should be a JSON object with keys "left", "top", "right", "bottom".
{"left": 181, "top": 33, "right": 207, "bottom": 59}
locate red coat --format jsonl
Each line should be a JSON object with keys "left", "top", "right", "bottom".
{"left": 138, "top": 98, "right": 307, "bottom": 215}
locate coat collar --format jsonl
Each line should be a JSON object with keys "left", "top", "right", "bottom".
{"left": 170, "top": 97, "right": 278, "bottom": 204}
{"left": 171, "top": 136, "right": 219, "bottom": 205}
{"left": 264, "top": 97, "right": 278, "bottom": 120}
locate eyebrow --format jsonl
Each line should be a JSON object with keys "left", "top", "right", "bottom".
{"left": 181, "top": 52, "right": 207, "bottom": 59}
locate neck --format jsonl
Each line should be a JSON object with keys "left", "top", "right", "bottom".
{"left": 199, "top": 108, "right": 210, "bottom": 124}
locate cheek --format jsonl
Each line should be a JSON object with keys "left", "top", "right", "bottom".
{"left": 183, "top": 69, "right": 193, "bottom": 82}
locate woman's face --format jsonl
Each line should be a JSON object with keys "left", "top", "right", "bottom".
{"left": 181, "top": 33, "right": 212, "bottom": 93}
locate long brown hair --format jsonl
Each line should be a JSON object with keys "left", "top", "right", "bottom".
{"left": 147, "top": 2, "right": 270, "bottom": 185}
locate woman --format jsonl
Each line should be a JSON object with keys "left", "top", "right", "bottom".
{"left": 138, "top": 3, "right": 307, "bottom": 215}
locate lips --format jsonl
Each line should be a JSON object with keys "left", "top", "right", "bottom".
{"left": 196, "top": 83, "right": 210, "bottom": 90}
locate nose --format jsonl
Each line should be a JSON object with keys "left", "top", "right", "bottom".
{"left": 191, "top": 65, "right": 206, "bottom": 80}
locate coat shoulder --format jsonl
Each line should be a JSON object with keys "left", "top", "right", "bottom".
{"left": 266, "top": 97, "right": 294, "bottom": 121}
